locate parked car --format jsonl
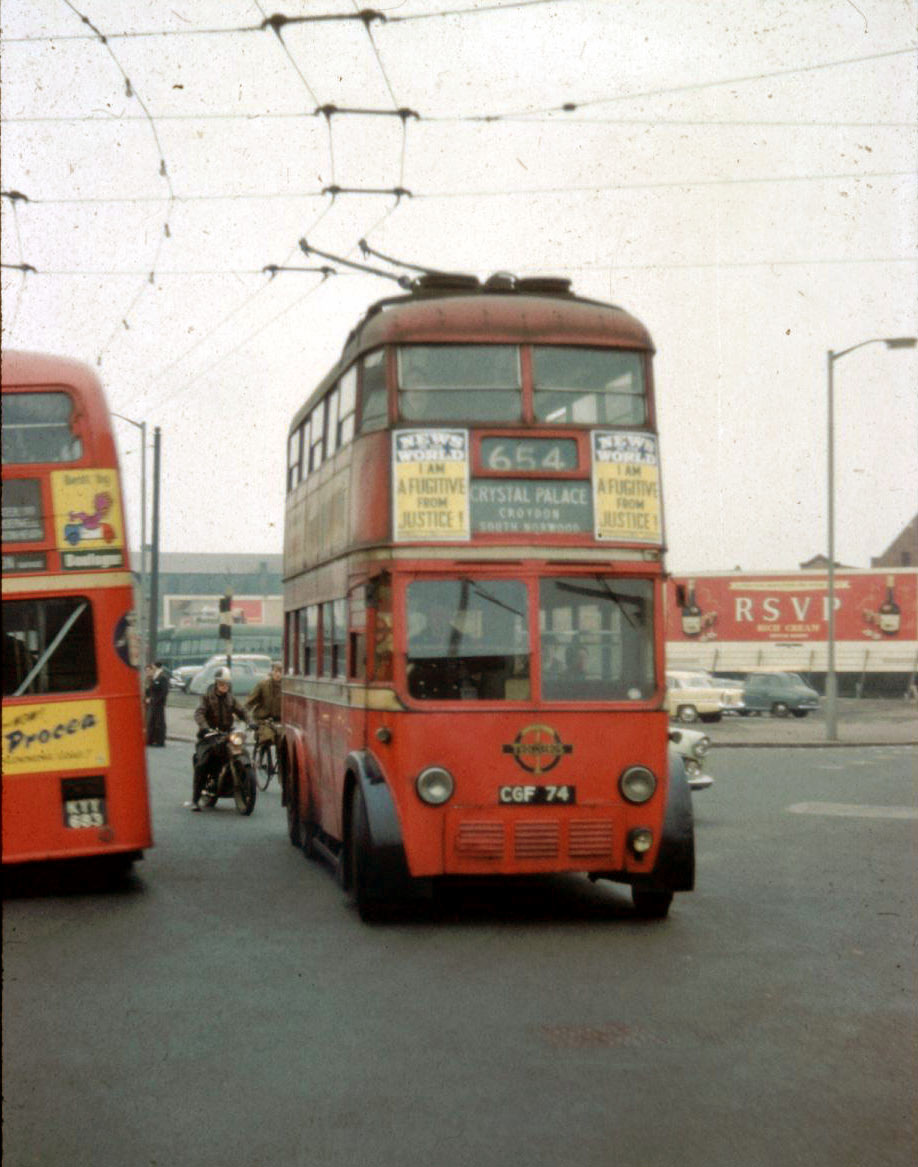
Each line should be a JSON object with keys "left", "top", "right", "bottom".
{"left": 703, "top": 672, "right": 745, "bottom": 715}
{"left": 170, "top": 664, "right": 202, "bottom": 691}
{"left": 668, "top": 726, "right": 713, "bottom": 791}
{"left": 742, "top": 672, "right": 820, "bottom": 718}
{"left": 187, "top": 658, "right": 271, "bottom": 698}
{"left": 665, "top": 671, "right": 726, "bottom": 723}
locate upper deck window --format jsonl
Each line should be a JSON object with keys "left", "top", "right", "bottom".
{"left": 398, "top": 345, "right": 521, "bottom": 422}
{"left": 532, "top": 347, "right": 646, "bottom": 426}
{"left": 359, "top": 351, "right": 388, "bottom": 433}
{"left": 2, "top": 391, "right": 84, "bottom": 465}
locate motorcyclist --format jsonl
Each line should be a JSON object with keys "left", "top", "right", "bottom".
{"left": 188, "top": 666, "right": 251, "bottom": 811}
{"left": 245, "top": 661, "right": 283, "bottom": 748}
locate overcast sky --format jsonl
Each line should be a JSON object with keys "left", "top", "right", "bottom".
{"left": 2, "top": 0, "right": 916, "bottom": 574}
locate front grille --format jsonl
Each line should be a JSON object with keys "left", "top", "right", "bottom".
{"left": 514, "top": 821, "right": 560, "bottom": 859}
{"left": 455, "top": 821, "right": 504, "bottom": 858}
{"left": 569, "top": 820, "right": 614, "bottom": 859}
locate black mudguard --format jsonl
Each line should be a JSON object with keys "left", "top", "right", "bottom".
{"left": 641, "top": 748, "right": 695, "bottom": 892}
{"left": 344, "top": 751, "right": 429, "bottom": 903}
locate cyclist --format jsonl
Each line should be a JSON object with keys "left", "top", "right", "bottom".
{"left": 187, "top": 666, "right": 251, "bottom": 811}
{"left": 246, "top": 661, "right": 283, "bottom": 768}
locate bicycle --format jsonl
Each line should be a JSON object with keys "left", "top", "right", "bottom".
{"left": 253, "top": 719, "right": 280, "bottom": 791}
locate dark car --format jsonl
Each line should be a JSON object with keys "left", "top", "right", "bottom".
{"left": 742, "top": 672, "right": 820, "bottom": 718}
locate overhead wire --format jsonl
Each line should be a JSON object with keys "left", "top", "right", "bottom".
{"left": 0, "top": 1, "right": 569, "bottom": 42}
{"left": 137, "top": 202, "right": 402, "bottom": 418}
{"left": 55, "top": 1, "right": 176, "bottom": 365}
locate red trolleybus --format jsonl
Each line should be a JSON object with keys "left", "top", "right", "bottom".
{"left": 281, "top": 273, "right": 694, "bottom": 919}
{"left": 2, "top": 351, "right": 152, "bottom": 873}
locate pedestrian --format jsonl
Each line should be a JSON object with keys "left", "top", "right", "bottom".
{"left": 145, "top": 660, "right": 170, "bottom": 746}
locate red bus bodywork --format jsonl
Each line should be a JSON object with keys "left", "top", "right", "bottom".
{"left": 2, "top": 351, "right": 153, "bottom": 869}
{"left": 282, "top": 277, "right": 693, "bottom": 918}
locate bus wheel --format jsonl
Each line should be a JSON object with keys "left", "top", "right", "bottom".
{"left": 632, "top": 886, "right": 673, "bottom": 919}
{"left": 349, "top": 784, "right": 385, "bottom": 923}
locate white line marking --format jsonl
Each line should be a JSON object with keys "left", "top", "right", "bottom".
{"left": 788, "top": 802, "right": 918, "bottom": 820}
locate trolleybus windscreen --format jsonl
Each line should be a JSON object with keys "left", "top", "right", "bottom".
{"left": 398, "top": 345, "right": 521, "bottom": 422}
{"left": 406, "top": 578, "right": 530, "bottom": 700}
{"left": 540, "top": 576, "right": 654, "bottom": 701}
{"left": 532, "top": 347, "right": 645, "bottom": 426}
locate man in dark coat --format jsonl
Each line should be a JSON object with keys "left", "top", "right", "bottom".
{"left": 145, "top": 660, "right": 170, "bottom": 746}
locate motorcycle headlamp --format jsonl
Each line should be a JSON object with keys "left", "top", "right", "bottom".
{"left": 229, "top": 730, "right": 245, "bottom": 748}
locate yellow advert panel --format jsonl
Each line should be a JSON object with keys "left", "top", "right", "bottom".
{"left": 393, "top": 429, "right": 471, "bottom": 542}
{"left": 2, "top": 700, "right": 110, "bottom": 775}
{"left": 591, "top": 431, "right": 662, "bottom": 544}
{"left": 50, "top": 468, "right": 125, "bottom": 570}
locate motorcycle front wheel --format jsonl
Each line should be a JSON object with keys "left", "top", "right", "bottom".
{"left": 232, "top": 758, "right": 257, "bottom": 816}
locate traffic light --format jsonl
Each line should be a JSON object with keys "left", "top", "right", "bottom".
{"left": 219, "top": 591, "right": 233, "bottom": 641}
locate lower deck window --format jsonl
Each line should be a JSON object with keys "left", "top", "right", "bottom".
{"left": 3, "top": 596, "right": 97, "bottom": 696}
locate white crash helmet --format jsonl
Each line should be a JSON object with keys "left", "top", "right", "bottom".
{"left": 213, "top": 666, "right": 232, "bottom": 685}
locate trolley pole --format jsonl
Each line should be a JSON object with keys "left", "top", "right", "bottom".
{"left": 147, "top": 426, "right": 162, "bottom": 667}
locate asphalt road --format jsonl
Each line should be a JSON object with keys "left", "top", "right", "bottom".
{"left": 3, "top": 743, "right": 916, "bottom": 1167}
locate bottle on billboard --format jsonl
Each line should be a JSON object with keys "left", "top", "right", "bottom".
{"left": 878, "top": 575, "right": 901, "bottom": 635}
{"left": 681, "top": 579, "right": 703, "bottom": 636}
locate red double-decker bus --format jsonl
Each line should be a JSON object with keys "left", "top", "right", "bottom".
{"left": 281, "top": 273, "right": 694, "bottom": 919}
{"left": 2, "top": 351, "right": 152, "bottom": 873}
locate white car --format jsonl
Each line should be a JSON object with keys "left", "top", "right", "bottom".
{"left": 669, "top": 726, "right": 714, "bottom": 791}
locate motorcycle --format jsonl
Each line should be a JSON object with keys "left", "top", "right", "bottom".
{"left": 197, "top": 724, "right": 258, "bottom": 815}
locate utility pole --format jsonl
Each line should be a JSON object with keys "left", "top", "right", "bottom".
{"left": 147, "top": 426, "right": 162, "bottom": 666}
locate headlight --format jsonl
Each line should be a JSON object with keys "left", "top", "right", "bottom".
{"left": 694, "top": 735, "right": 711, "bottom": 758}
{"left": 628, "top": 828, "right": 654, "bottom": 855}
{"left": 416, "top": 766, "right": 454, "bottom": 806}
{"left": 229, "top": 730, "right": 244, "bottom": 748}
{"left": 619, "top": 765, "right": 657, "bottom": 804}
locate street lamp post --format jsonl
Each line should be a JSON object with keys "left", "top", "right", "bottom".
{"left": 112, "top": 413, "right": 147, "bottom": 658}
{"left": 825, "top": 336, "right": 916, "bottom": 741}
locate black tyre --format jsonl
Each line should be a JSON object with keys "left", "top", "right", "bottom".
{"left": 349, "top": 784, "right": 386, "bottom": 923}
{"left": 233, "top": 759, "right": 257, "bottom": 815}
{"left": 677, "top": 704, "right": 699, "bottom": 723}
{"left": 792, "top": 709, "right": 808, "bottom": 718}
{"left": 255, "top": 742, "right": 272, "bottom": 791}
{"left": 772, "top": 702, "right": 790, "bottom": 717}
{"left": 632, "top": 886, "right": 673, "bottom": 919}
{"left": 286, "top": 764, "right": 301, "bottom": 846}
